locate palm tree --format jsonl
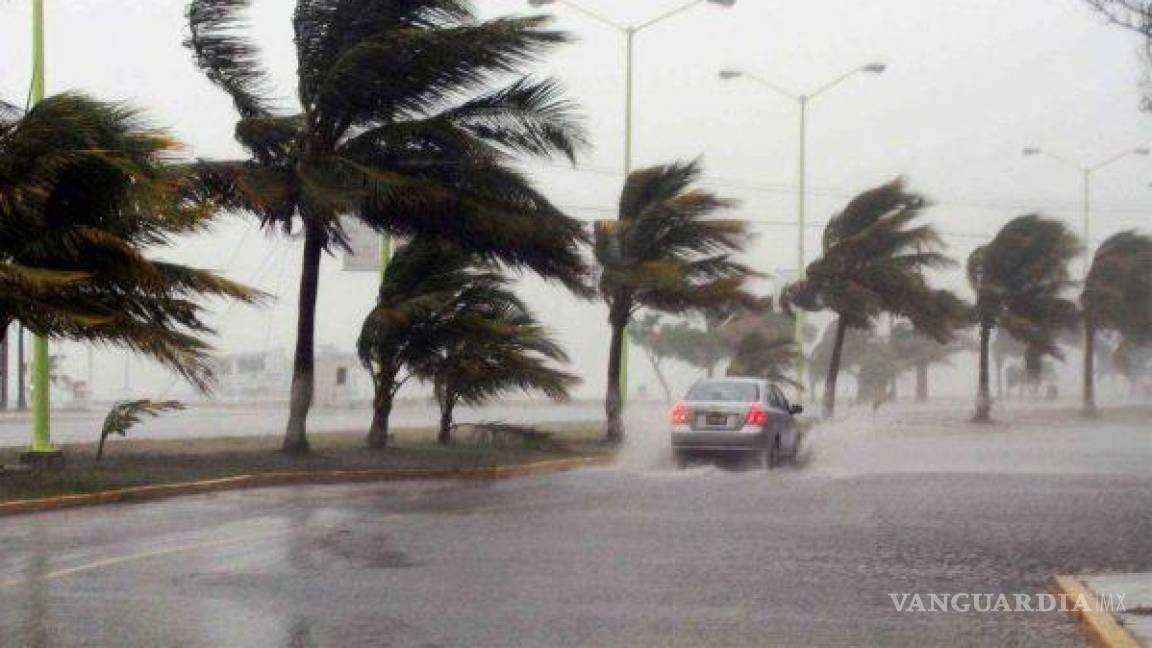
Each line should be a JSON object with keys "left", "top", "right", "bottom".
{"left": 357, "top": 240, "right": 496, "bottom": 448}
{"left": 629, "top": 314, "right": 676, "bottom": 402}
{"left": 421, "top": 289, "right": 577, "bottom": 445}
{"left": 968, "top": 215, "right": 1080, "bottom": 422}
{"left": 887, "top": 322, "right": 971, "bottom": 402}
{"left": 783, "top": 179, "right": 967, "bottom": 417}
{"left": 595, "top": 160, "right": 757, "bottom": 442}
{"left": 718, "top": 301, "right": 804, "bottom": 386}
{"left": 186, "top": 0, "right": 589, "bottom": 453}
{"left": 1080, "top": 230, "right": 1152, "bottom": 416}
{"left": 0, "top": 93, "right": 261, "bottom": 387}
{"left": 725, "top": 333, "right": 798, "bottom": 386}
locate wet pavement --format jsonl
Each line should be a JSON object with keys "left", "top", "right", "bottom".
{"left": 0, "top": 404, "right": 1150, "bottom": 646}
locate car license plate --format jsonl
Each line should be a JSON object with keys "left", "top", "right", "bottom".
{"left": 706, "top": 413, "right": 727, "bottom": 426}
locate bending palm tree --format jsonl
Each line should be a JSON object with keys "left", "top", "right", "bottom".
{"left": 421, "top": 290, "right": 577, "bottom": 445}
{"left": 358, "top": 240, "right": 527, "bottom": 448}
{"left": 595, "top": 160, "right": 757, "bottom": 442}
{"left": 187, "top": 0, "right": 589, "bottom": 453}
{"left": 968, "top": 215, "right": 1079, "bottom": 422}
{"left": 783, "top": 179, "right": 966, "bottom": 417}
{"left": 0, "top": 93, "right": 261, "bottom": 387}
{"left": 1080, "top": 230, "right": 1152, "bottom": 417}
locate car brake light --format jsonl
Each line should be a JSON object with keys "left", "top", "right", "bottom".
{"left": 746, "top": 402, "right": 768, "bottom": 425}
{"left": 670, "top": 401, "right": 690, "bottom": 425}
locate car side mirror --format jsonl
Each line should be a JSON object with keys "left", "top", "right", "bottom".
{"left": 789, "top": 404, "right": 804, "bottom": 415}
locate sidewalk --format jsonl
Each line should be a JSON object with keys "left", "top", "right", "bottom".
{"left": 1081, "top": 573, "right": 1152, "bottom": 646}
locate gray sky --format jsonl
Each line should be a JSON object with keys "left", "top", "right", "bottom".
{"left": 1, "top": 0, "right": 1149, "bottom": 400}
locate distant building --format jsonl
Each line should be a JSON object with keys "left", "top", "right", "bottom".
{"left": 213, "top": 346, "right": 369, "bottom": 407}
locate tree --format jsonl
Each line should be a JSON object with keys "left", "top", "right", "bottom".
{"left": 782, "top": 179, "right": 967, "bottom": 417}
{"left": 421, "top": 286, "right": 577, "bottom": 445}
{"left": 357, "top": 240, "right": 514, "bottom": 449}
{"left": 1080, "top": 230, "right": 1152, "bottom": 416}
{"left": 1082, "top": 1, "right": 1152, "bottom": 110}
{"left": 887, "top": 322, "right": 972, "bottom": 402}
{"left": 0, "top": 93, "right": 261, "bottom": 388}
{"left": 720, "top": 300, "right": 801, "bottom": 386}
{"left": 629, "top": 314, "right": 676, "bottom": 402}
{"left": 595, "top": 160, "right": 757, "bottom": 442}
{"left": 968, "top": 215, "right": 1080, "bottom": 422}
{"left": 186, "top": 0, "right": 589, "bottom": 454}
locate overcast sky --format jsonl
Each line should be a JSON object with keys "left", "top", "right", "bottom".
{"left": 1, "top": 0, "right": 1149, "bottom": 400}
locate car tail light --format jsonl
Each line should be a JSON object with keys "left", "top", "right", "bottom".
{"left": 670, "top": 401, "right": 690, "bottom": 425}
{"left": 746, "top": 402, "right": 768, "bottom": 425}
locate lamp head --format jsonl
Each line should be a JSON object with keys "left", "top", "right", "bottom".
{"left": 707, "top": 0, "right": 737, "bottom": 6}
{"left": 1134, "top": 147, "right": 1150, "bottom": 156}
{"left": 527, "top": 0, "right": 555, "bottom": 6}
{"left": 718, "top": 69, "right": 743, "bottom": 81}
{"left": 1022, "top": 147, "right": 1042, "bottom": 157}
{"left": 862, "top": 62, "right": 887, "bottom": 74}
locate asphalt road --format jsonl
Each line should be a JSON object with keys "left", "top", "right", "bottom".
{"left": 0, "top": 404, "right": 1149, "bottom": 647}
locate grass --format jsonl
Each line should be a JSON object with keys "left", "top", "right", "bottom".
{"left": 0, "top": 421, "right": 612, "bottom": 503}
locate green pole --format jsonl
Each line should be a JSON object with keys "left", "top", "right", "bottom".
{"left": 794, "top": 97, "right": 809, "bottom": 403}
{"left": 30, "top": 0, "right": 55, "bottom": 454}
{"left": 619, "top": 28, "right": 635, "bottom": 404}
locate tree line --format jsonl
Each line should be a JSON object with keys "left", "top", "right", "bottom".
{"left": 1, "top": 1, "right": 1149, "bottom": 457}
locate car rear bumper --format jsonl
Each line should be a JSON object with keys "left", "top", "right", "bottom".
{"left": 671, "top": 429, "right": 768, "bottom": 451}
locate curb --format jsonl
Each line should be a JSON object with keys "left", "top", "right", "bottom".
{"left": 1052, "top": 576, "right": 1141, "bottom": 648}
{"left": 0, "top": 455, "right": 614, "bottom": 518}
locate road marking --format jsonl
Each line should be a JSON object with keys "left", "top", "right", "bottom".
{"left": 0, "top": 529, "right": 288, "bottom": 589}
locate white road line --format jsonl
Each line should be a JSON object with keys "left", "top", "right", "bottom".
{"left": 0, "top": 529, "right": 288, "bottom": 588}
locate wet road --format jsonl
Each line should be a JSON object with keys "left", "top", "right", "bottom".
{"left": 0, "top": 406, "right": 1149, "bottom": 646}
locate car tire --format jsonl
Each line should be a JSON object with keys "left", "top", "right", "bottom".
{"left": 762, "top": 435, "right": 780, "bottom": 470}
{"left": 672, "top": 449, "right": 689, "bottom": 469}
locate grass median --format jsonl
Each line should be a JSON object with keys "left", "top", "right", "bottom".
{"left": 0, "top": 421, "right": 612, "bottom": 503}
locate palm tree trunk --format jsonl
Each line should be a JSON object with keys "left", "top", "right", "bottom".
{"left": 438, "top": 391, "right": 456, "bottom": 446}
{"left": 604, "top": 314, "right": 628, "bottom": 443}
{"left": 1082, "top": 320, "right": 1099, "bottom": 418}
{"left": 974, "top": 321, "right": 993, "bottom": 422}
{"left": 823, "top": 317, "right": 848, "bottom": 418}
{"left": 283, "top": 224, "right": 323, "bottom": 455}
{"left": 915, "top": 361, "right": 929, "bottom": 402}
{"left": 367, "top": 384, "right": 394, "bottom": 449}
{"left": 995, "top": 354, "right": 1004, "bottom": 400}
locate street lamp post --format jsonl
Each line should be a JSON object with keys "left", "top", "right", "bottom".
{"left": 1022, "top": 144, "right": 1149, "bottom": 419}
{"left": 528, "top": 0, "right": 736, "bottom": 402}
{"left": 1022, "top": 146, "right": 1150, "bottom": 273}
{"left": 25, "top": 0, "right": 59, "bottom": 463}
{"left": 719, "top": 63, "right": 886, "bottom": 401}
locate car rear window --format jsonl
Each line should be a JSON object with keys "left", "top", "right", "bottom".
{"left": 686, "top": 381, "right": 759, "bottom": 402}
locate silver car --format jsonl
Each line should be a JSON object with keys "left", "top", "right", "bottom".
{"left": 670, "top": 377, "right": 803, "bottom": 468}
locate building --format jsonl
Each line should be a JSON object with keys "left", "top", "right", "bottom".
{"left": 214, "top": 346, "right": 370, "bottom": 407}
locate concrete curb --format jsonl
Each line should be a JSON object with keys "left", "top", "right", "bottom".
{"left": 1052, "top": 576, "right": 1141, "bottom": 648}
{"left": 0, "top": 455, "right": 614, "bottom": 518}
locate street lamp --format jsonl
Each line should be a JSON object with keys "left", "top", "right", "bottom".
{"left": 528, "top": 0, "right": 737, "bottom": 174}
{"left": 720, "top": 62, "right": 886, "bottom": 401}
{"left": 529, "top": 0, "right": 736, "bottom": 404}
{"left": 1022, "top": 145, "right": 1150, "bottom": 270}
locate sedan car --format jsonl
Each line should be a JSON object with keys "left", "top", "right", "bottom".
{"left": 670, "top": 377, "right": 803, "bottom": 468}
